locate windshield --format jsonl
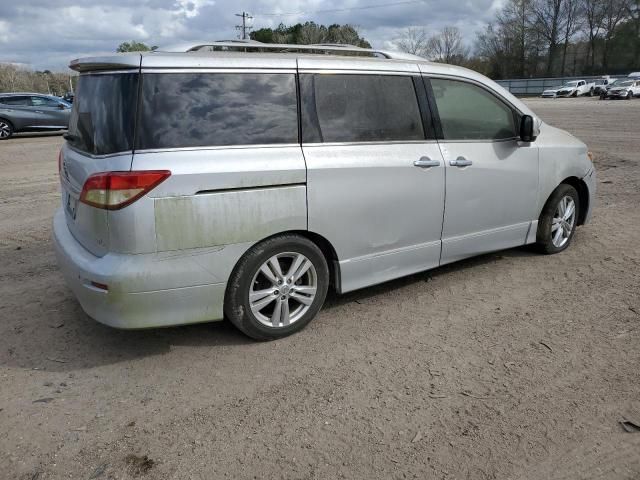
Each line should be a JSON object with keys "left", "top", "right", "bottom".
{"left": 67, "top": 73, "right": 138, "bottom": 155}
{"left": 564, "top": 82, "right": 578, "bottom": 87}
{"left": 618, "top": 81, "right": 634, "bottom": 87}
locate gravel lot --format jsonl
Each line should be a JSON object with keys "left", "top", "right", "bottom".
{"left": 1, "top": 97, "right": 639, "bottom": 480}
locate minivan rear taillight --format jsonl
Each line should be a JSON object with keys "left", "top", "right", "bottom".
{"left": 79, "top": 171, "right": 171, "bottom": 210}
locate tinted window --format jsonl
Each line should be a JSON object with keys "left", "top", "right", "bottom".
{"left": 31, "top": 96, "right": 61, "bottom": 108}
{"left": 137, "top": 73, "right": 298, "bottom": 149}
{"left": 67, "top": 73, "right": 138, "bottom": 155}
{"left": 430, "top": 79, "right": 517, "bottom": 141}
{"left": 0, "top": 96, "right": 31, "bottom": 106}
{"left": 300, "top": 74, "right": 425, "bottom": 143}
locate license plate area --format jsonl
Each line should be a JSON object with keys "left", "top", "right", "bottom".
{"left": 66, "top": 192, "right": 78, "bottom": 220}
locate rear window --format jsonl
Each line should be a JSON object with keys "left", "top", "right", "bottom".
{"left": 66, "top": 73, "right": 138, "bottom": 156}
{"left": 136, "top": 73, "right": 298, "bottom": 150}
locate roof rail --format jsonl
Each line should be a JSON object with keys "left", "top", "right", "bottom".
{"left": 178, "top": 41, "right": 424, "bottom": 61}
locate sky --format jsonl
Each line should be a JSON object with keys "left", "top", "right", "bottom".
{"left": 0, "top": 0, "right": 506, "bottom": 71}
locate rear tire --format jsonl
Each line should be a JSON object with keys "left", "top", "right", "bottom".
{"left": 224, "top": 234, "right": 329, "bottom": 340}
{"left": 535, "top": 184, "right": 580, "bottom": 255}
{"left": 0, "top": 119, "right": 13, "bottom": 139}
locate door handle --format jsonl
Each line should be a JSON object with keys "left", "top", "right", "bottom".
{"left": 450, "top": 156, "right": 473, "bottom": 167}
{"left": 34, "top": 110, "right": 44, "bottom": 114}
{"left": 414, "top": 157, "right": 440, "bottom": 168}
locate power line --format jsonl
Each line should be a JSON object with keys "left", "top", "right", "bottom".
{"left": 235, "top": 11, "right": 253, "bottom": 39}
{"left": 254, "top": 0, "right": 425, "bottom": 18}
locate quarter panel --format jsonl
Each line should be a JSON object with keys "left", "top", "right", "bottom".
{"left": 154, "top": 185, "right": 307, "bottom": 251}
{"left": 129, "top": 145, "right": 307, "bottom": 253}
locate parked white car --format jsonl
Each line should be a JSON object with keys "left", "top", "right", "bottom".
{"left": 601, "top": 80, "right": 640, "bottom": 100}
{"left": 542, "top": 80, "right": 595, "bottom": 98}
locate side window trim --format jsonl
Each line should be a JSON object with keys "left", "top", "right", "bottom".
{"left": 423, "top": 75, "right": 520, "bottom": 143}
{"left": 421, "top": 77, "right": 444, "bottom": 140}
{"left": 412, "top": 76, "right": 436, "bottom": 141}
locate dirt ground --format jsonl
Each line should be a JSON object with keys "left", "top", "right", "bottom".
{"left": 1, "top": 97, "right": 639, "bottom": 480}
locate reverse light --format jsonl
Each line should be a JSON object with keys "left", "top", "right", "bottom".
{"left": 79, "top": 170, "right": 171, "bottom": 210}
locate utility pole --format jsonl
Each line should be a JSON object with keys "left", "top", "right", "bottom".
{"left": 235, "top": 11, "right": 253, "bottom": 40}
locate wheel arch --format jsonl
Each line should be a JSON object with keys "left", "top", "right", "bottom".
{"left": 286, "top": 230, "right": 342, "bottom": 294}
{"left": 559, "top": 176, "right": 589, "bottom": 225}
{"left": 0, "top": 117, "right": 15, "bottom": 133}
{"left": 230, "top": 230, "right": 343, "bottom": 295}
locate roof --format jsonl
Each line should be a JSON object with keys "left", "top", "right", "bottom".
{"left": 0, "top": 92, "right": 58, "bottom": 97}
{"left": 68, "top": 40, "right": 425, "bottom": 72}
{"left": 66, "top": 41, "right": 536, "bottom": 119}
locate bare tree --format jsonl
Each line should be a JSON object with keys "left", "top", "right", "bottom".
{"left": 428, "top": 26, "right": 468, "bottom": 64}
{"left": 581, "top": 0, "right": 606, "bottom": 70}
{"left": 601, "top": 0, "right": 632, "bottom": 69}
{"left": 499, "top": 0, "right": 536, "bottom": 77}
{"left": 298, "top": 23, "right": 325, "bottom": 45}
{"left": 560, "top": 0, "right": 583, "bottom": 75}
{"left": 395, "top": 27, "right": 430, "bottom": 57}
{"left": 629, "top": 0, "right": 640, "bottom": 67}
{"left": 531, "top": 0, "right": 565, "bottom": 75}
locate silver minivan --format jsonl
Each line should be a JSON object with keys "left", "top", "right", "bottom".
{"left": 54, "top": 43, "right": 596, "bottom": 339}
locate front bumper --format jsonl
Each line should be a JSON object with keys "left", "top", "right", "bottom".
{"left": 606, "top": 91, "right": 629, "bottom": 98}
{"left": 582, "top": 167, "right": 596, "bottom": 224}
{"left": 52, "top": 209, "right": 229, "bottom": 329}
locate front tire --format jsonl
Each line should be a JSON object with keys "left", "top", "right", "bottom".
{"left": 225, "top": 234, "right": 329, "bottom": 340}
{"left": 0, "top": 119, "right": 13, "bottom": 139}
{"left": 535, "top": 184, "right": 580, "bottom": 254}
{"left": 627, "top": 91, "right": 633, "bottom": 100}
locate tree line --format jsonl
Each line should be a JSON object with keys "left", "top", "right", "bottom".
{"left": 0, "top": 64, "right": 74, "bottom": 96}
{"left": 251, "top": 22, "right": 372, "bottom": 48}
{"left": 398, "top": 0, "right": 639, "bottom": 79}
{"left": 2, "top": 3, "right": 638, "bottom": 95}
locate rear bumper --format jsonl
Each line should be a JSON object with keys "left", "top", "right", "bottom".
{"left": 52, "top": 208, "right": 230, "bottom": 329}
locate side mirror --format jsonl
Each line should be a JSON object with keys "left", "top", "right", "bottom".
{"left": 519, "top": 115, "right": 536, "bottom": 142}
{"left": 58, "top": 103, "right": 67, "bottom": 110}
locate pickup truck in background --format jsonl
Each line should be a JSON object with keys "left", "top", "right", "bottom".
{"left": 541, "top": 80, "right": 596, "bottom": 98}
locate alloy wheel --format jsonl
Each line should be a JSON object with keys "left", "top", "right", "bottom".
{"left": 249, "top": 252, "right": 318, "bottom": 328}
{"left": 551, "top": 196, "right": 576, "bottom": 248}
{"left": 0, "top": 122, "right": 11, "bottom": 138}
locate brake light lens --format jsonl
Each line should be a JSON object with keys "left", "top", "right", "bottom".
{"left": 79, "top": 170, "right": 171, "bottom": 210}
